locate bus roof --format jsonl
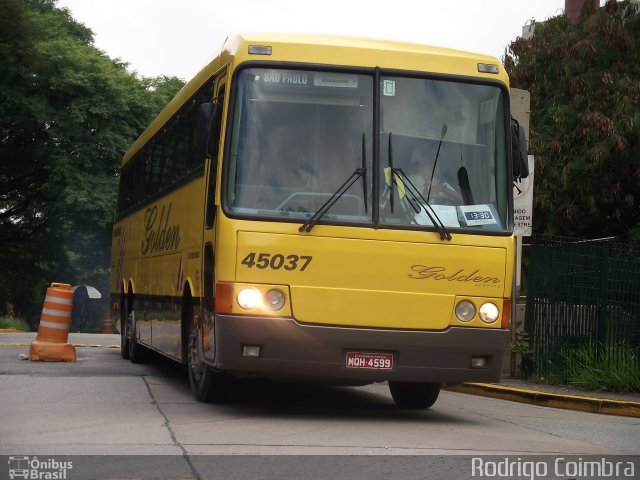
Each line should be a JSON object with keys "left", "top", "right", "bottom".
{"left": 121, "top": 33, "right": 508, "bottom": 166}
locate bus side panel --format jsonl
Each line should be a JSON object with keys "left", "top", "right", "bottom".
{"left": 110, "top": 174, "right": 206, "bottom": 360}
{"left": 147, "top": 176, "right": 206, "bottom": 359}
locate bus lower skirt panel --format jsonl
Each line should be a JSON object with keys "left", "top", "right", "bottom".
{"left": 213, "top": 315, "right": 508, "bottom": 384}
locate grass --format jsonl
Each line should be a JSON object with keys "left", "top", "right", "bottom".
{"left": 0, "top": 316, "right": 33, "bottom": 332}
{"left": 562, "top": 343, "right": 640, "bottom": 393}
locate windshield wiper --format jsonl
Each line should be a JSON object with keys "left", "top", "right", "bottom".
{"left": 299, "top": 134, "right": 368, "bottom": 233}
{"left": 388, "top": 132, "right": 396, "bottom": 213}
{"left": 299, "top": 133, "right": 368, "bottom": 233}
{"left": 299, "top": 168, "right": 366, "bottom": 233}
{"left": 387, "top": 132, "right": 452, "bottom": 241}
{"left": 394, "top": 168, "right": 452, "bottom": 241}
{"left": 426, "top": 124, "right": 448, "bottom": 203}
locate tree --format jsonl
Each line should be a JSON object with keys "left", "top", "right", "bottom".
{"left": 0, "top": 0, "right": 184, "bottom": 324}
{"left": 504, "top": 0, "right": 640, "bottom": 239}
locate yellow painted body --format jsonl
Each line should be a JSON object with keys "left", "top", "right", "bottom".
{"left": 111, "top": 177, "right": 206, "bottom": 297}
{"left": 224, "top": 217, "right": 512, "bottom": 330}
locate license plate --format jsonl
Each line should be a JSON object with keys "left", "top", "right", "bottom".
{"left": 345, "top": 352, "right": 393, "bottom": 370}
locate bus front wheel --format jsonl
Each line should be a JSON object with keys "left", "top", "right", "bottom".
{"left": 388, "top": 381, "right": 441, "bottom": 409}
{"left": 187, "top": 312, "right": 236, "bottom": 403}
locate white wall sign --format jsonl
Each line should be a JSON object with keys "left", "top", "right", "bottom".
{"left": 513, "top": 155, "right": 535, "bottom": 237}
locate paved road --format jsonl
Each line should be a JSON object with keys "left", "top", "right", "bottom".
{"left": 1, "top": 333, "right": 639, "bottom": 479}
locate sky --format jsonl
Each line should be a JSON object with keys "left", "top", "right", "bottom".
{"left": 55, "top": 0, "right": 574, "bottom": 81}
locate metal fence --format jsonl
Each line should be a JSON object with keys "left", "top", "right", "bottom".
{"left": 524, "top": 235, "right": 640, "bottom": 382}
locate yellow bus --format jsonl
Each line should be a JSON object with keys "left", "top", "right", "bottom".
{"left": 110, "top": 34, "right": 529, "bottom": 408}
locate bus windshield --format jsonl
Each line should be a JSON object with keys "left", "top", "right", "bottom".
{"left": 226, "top": 67, "right": 509, "bottom": 233}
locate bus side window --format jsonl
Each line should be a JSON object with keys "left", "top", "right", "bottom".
{"left": 171, "top": 112, "right": 190, "bottom": 183}
{"left": 147, "top": 143, "right": 164, "bottom": 199}
{"left": 134, "top": 152, "right": 145, "bottom": 207}
{"left": 160, "top": 119, "right": 179, "bottom": 189}
{"left": 115, "top": 78, "right": 216, "bottom": 220}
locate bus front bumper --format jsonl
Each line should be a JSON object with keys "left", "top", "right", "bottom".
{"left": 213, "top": 315, "right": 508, "bottom": 383}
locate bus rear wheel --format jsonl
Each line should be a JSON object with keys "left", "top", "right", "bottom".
{"left": 127, "top": 310, "right": 148, "bottom": 363}
{"left": 388, "top": 381, "right": 441, "bottom": 409}
{"left": 120, "top": 292, "right": 130, "bottom": 360}
{"left": 120, "top": 319, "right": 130, "bottom": 360}
{"left": 127, "top": 298, "right": 148, "bottom": 364}
{"left": 187, "top": 310, "right": 236, "bottom": 403}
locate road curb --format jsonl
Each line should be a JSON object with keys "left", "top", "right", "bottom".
{"left": 445, "top": 382, "right": 640, "bottom": 418}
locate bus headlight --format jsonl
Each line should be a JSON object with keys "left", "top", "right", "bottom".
{"left": 479, "top": 302, "right": 499, "bottom": 323}
{"left": 264, "top": 289, "right": 285, "bottom": 311}
{"left": 237, "top": 288, "right": 262, "bottom": 310}
{"left": 455, "top": 300, "right": 476, "bottom": 322}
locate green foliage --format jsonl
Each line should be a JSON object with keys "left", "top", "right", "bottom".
{"left": 504, "top": 0, "right": 640, "bottom": 238}
{"left": 562, "top": 343, "right": 640, "bottom": 392}
{"left": 0, "top": 0, "right": 184, "bottom": 324}
{"left": 142, "top": 75, "right": 186, "bottom": 112}
{"left": 0, "top": 316, "right": 33, "bottom": 332}
{"left": 510, "top": 322, "right": 535, "bottom": 377}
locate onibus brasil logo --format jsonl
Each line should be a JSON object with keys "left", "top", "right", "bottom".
{"left": 8, "top": 456, "right": 73, "bottom": 480}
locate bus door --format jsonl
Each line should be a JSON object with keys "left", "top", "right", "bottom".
{"left": 201, "top": 69, "right": 226, "bottom": 362}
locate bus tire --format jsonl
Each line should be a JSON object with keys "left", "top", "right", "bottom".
{"left": 127, "top": 295, "right": 148, "bottom": 364}
{"left": 186, "top": 303, "right": 236, "bottom": 403}
{"left": 388, "top": 381, "right": 441, "bottom": 409}
{"left": 120, "top": 291, "right": 130, "bottom": 360}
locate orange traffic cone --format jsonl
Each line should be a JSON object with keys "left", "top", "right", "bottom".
{"left": 101, "top": 312, "right": 112, "bottom": 334}
{"left": 29, "top": 283, "right": 76, "bottom": 362}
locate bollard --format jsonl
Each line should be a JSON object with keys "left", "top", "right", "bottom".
{"left": 29, "top": 282, "right": 77, "bottom": 362}
{"left": 101, "top": 312, "right": 112, "bottom": 334}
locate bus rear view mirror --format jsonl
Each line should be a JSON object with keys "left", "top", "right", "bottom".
{"left": 197, "top": 102, "right": 221, "bottom": 159}
{"left": 511, "top": 122, "right": 529, "bottom": 180}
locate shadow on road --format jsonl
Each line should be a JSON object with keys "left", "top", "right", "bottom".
{"left": 140, "top": 349, "right": 473, "bottom": 425}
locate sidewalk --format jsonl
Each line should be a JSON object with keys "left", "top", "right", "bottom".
{"left": 446, "top": 377, "right": 640, "bottom": 418}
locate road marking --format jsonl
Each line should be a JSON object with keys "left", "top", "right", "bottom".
{"left": 1, "top": 342, "right": 122, "bottom": 348}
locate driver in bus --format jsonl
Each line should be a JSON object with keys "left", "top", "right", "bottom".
{"left": 406, "top": 148, "right": 463, "bottom": 206}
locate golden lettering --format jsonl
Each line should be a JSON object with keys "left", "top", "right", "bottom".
{"left": 141, "top": 203, "right": 180, "bottom": 255}
{"left": 409, "top": 265, "right": 500, "bottom": 284}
